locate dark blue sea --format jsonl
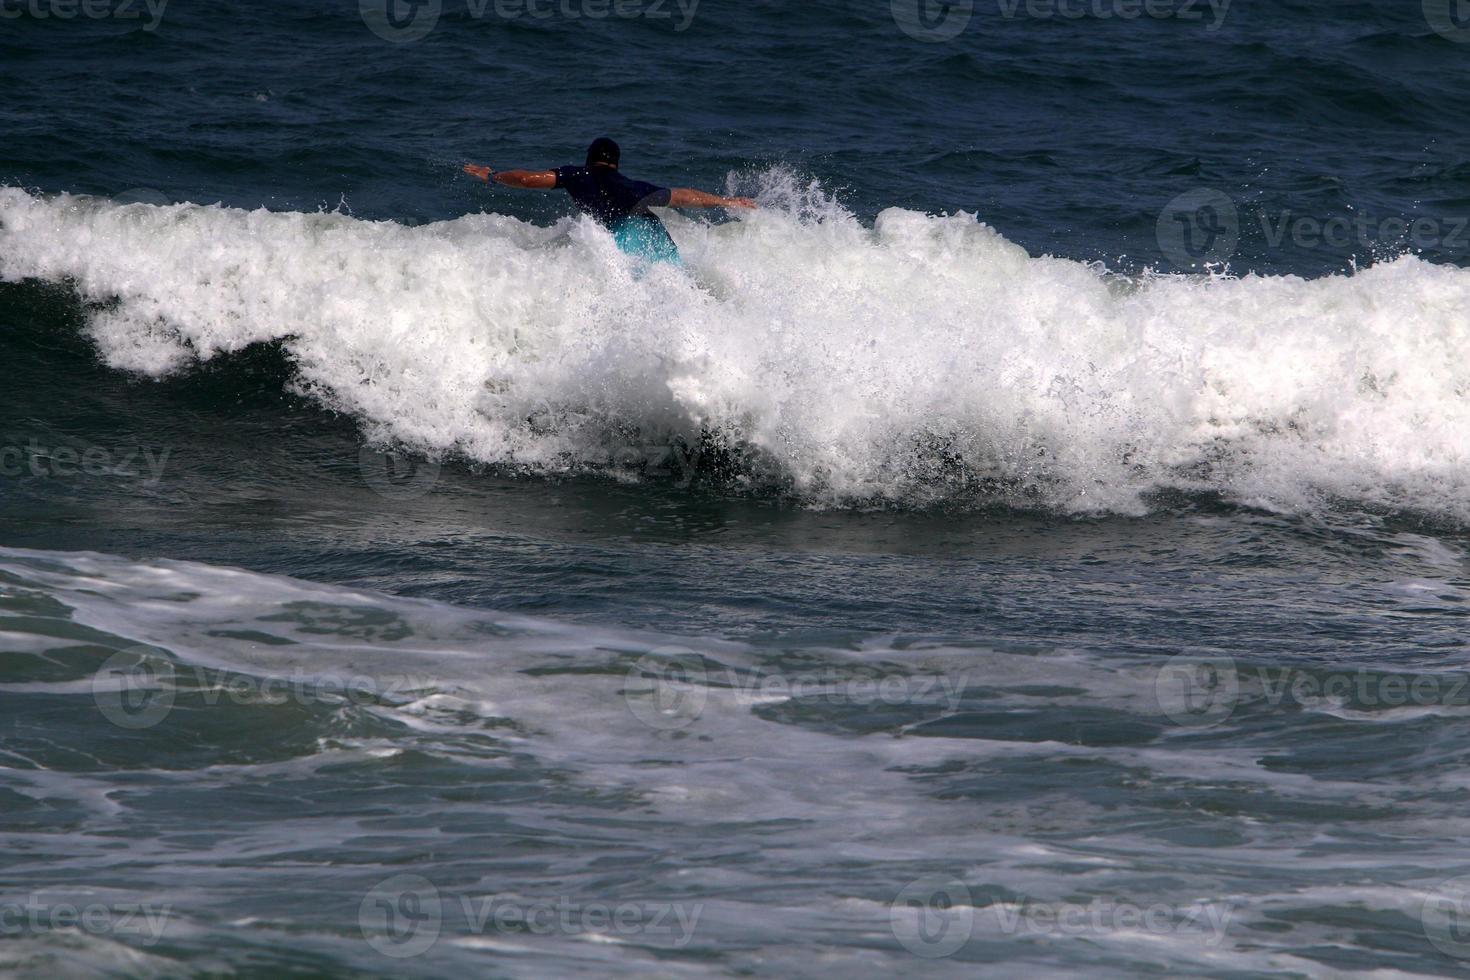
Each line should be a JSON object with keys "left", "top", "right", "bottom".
{"left": 3, "top": 1, "right": 1470, "bottom": 975}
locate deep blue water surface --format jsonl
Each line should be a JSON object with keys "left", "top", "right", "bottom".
{"left": 3, "top": 2, "right": 1470, "bottom": 976}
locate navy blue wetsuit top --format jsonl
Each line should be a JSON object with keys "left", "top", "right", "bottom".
{"left": 553, "top": 166, "right": 673, "bottom": 228}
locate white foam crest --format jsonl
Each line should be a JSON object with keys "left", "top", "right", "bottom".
{"left": 3, "top": 182, "right": 1469, "bottom": 515}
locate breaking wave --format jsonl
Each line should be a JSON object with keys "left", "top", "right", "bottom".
{"left": 2, "top": 177, "right": 1468, "bottom": 517}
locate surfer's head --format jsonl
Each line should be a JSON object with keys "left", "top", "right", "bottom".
{"left": 586, "top": 137, "right": 620, "bottom": 169}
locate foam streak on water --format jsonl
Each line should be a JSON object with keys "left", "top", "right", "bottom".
{"left": 3, "top": 182, "right": 1467, "bottom": 518}
{"left": 2, "top": 546, "right": 1470, "bottom": 976}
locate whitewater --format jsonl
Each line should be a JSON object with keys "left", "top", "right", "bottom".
{"left": 2, "top": 180, "right": 1467, "bottom": 518}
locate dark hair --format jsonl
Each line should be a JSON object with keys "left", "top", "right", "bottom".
{"left": 586, "top": 137, "right": 620, "bottom": 168}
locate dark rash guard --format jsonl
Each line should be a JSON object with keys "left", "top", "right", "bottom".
{"left": 552, "top": 166, "right": 672, "bottom": 228}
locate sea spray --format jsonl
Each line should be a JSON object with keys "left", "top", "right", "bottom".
{"left": 2, "top": 180, "right": 1468, "bottom": 517}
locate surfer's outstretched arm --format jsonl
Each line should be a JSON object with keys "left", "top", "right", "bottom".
{"left": 463, "top": 165, "right": 556, "bottom": 189}
{"left": 668, "top": 188, "right": 757, "bottom": 209}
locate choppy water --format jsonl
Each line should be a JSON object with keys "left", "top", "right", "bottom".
{"left": 2, "top": 0, "right": 1470, "bottom": 976}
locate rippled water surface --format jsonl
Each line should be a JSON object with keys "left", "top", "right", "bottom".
{"left": 2, "top": 0, "right": 1470, "bottom": 975}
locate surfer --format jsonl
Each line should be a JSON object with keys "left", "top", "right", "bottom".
{"left": 463, "top": 137, "right": 755, "bottom": 264}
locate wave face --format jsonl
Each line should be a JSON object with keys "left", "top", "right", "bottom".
{"left": 2, "top": 182, "right": 1468, "bottom": 517}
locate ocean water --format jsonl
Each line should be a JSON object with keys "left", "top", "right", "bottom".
{"left": 2, "top": 0, "right": 1470, "bottom": 975}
